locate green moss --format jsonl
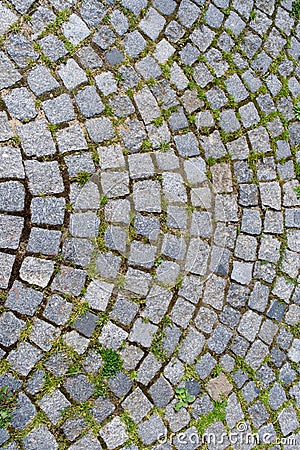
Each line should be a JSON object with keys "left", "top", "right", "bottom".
{"left": 292, "top": 0, "right": 300, "bottom": 19}
{"left": 100, "top": 348, "right": 123, "bottom": 377}
{"left": 72, "top": 171, "right": 91, "bottom": 186}
{"left": 0, "top": 386, "right": 14, "bottom": 428}
{"left": 196, "top": 400, "right": 227, "bottom": 435}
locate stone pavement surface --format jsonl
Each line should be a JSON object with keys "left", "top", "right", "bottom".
{"left": 0, "top": 0, "right": 299, "bottom": 448}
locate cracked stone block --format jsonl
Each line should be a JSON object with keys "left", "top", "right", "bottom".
{"left": 43, "top": 94, "right": 75, "bottom": 124}
{"left": 7, "top": 342, "right": 42, "bottom": 376}
{"left": 39, "top": 390, "right": 70, "bottom": 425}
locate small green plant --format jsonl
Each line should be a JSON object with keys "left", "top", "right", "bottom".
{"left": 294, "top": 105, "right": 300, "bottom": 120}
{"left": 250, "top": 10, "right": 257, "bottom": 20}
{"left": 159, "top": 142, "right": 170, "bottom": 152}
{"left": 152, "top": 116, "right": 164, "bottom": 127}
{"left": 174, "top": 388, "right": 196, "bottom": 411}
{"left": 294, "top": 186, "right": 300, "bottom": 198}
{"left": 196, "top": 400, "right": 227, "bottom": 435}
{"left": 100, "top": 195, "right": 108, "bottom": 206}
{"left": 100, "top": 348, "right": 123, "bottom": 377}
{"left": 0, "top": 387, "right": 13, "bottom": 428}
{"left": 73, "top": 171, "right": 91, "bottom": 186}
{"left": 292, "top": 0, "right": 300, "bottom": 19}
